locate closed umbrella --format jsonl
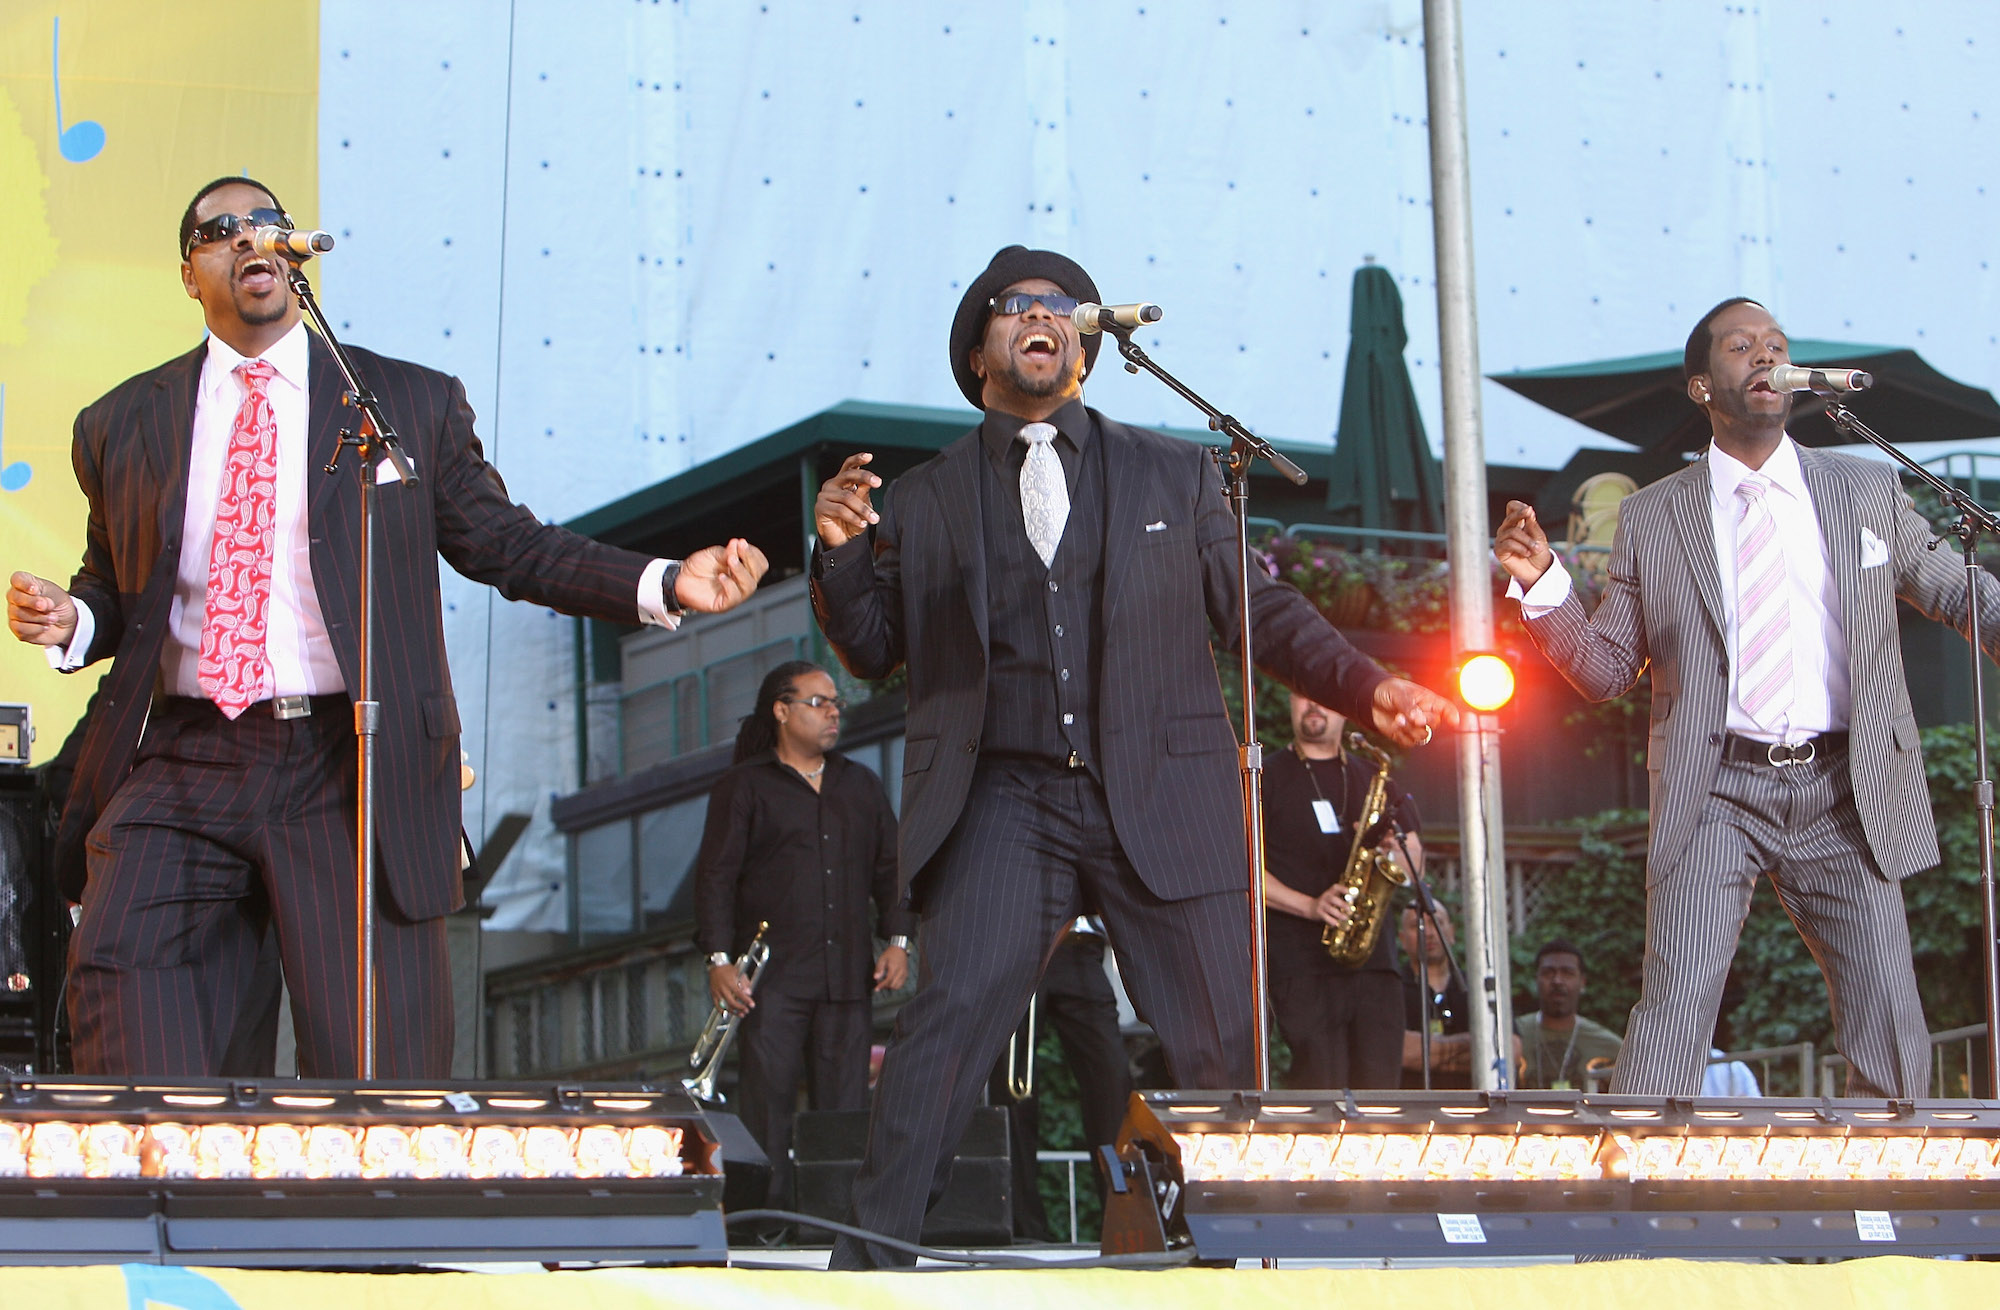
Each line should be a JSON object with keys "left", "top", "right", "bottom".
{"left": 1324, "top": 265, "right": 1447, "bottom": 541}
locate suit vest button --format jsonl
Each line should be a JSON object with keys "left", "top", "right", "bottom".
{"left": 1709, "top": 732, "right": 1722, "bottom": 745}
{"left": 964, "top": 739, "right": 977, "bottom": 753}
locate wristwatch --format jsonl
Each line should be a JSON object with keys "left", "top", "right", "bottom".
{"left": 663, "top": 561, "right": 688, "bottom": 617}
{"left": 706, "top": 952, "right": 731, "bottom": 967}
{"left": 887, "top": 935, "right": 911, "bottom": 950}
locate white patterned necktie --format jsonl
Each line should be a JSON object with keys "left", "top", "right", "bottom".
{"left": 1017, "top": 422, "right": 1069, "bottom": 568}
{"left": 1734, "top": 475, "right": 1794, "bottom": 732}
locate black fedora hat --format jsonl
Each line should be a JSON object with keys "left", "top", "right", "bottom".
{"left": 948, "top": 245, "right": 1102, "bottom": 408}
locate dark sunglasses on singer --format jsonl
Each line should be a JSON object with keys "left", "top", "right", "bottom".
{"left": 990, "top": 292, "right": 1080, "bottom": 317}
{"left": 184, "top": 207, "right": 292, "bottom": 258}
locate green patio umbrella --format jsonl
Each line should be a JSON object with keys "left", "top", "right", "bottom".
{"left": 1490, "top": 341, "right": 2000, "bottom": 454}
{"left": 1324, "top": 265, "right": 1446, "bottom": 539}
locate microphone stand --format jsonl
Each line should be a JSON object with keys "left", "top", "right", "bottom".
{"left": 1396, "top": 831, "right": 1468, "bottom": 1091}
{"left": 1101, "top": 325, "right": 1307, "bottom": 1092}
{"left": 283, "top": 259, "right": 418, "bottom": 1080}
{"left": 1822, "top": 395, "right": 2000, "bottom": 1098}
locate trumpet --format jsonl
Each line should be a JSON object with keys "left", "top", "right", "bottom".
{"left": 683, "top": 922, "right": 770, "bottom": 1104}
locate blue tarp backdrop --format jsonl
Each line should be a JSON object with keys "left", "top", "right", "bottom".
{"left": 303, "top": 2, "right": 2000, "bottom": 929}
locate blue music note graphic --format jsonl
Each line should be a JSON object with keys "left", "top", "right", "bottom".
{"left": 0, "top": 388, "right": 28, "bottom": 492}
{"left": 51, "top": 17, "right": 105, "bottom": 164}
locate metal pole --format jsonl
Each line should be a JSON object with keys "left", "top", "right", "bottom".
{"left": 1229, "top": 458, "right": 1273, "bottom": 1093}
{"left": 1423, "top": 0, "right": 1512, "bottom": 1089}
{"left": 356, "top": 456, "right": 379, "bottom": 1079}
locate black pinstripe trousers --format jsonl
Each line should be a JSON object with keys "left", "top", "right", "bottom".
{"left": 830, "top": 758, "right": 1251, "bottom": 1268}
{"left": 68, "top": 696, "right": 452, "bottom": 1077}
{"left": 1611, "top": 742, "right": 1931, "bottom": 1099}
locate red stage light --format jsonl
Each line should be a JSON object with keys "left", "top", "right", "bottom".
{"left": 1456, "top": 653, "right": 1515, "bottom": 712}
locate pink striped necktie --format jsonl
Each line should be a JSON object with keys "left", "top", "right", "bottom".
{"left": 198, "top": 359, "right": 280, "bottom": 718}
{"left": 1734, "top": 474, "right": 1794, "bottom": 732}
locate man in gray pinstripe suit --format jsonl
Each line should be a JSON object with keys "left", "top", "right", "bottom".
{"left": 812, "top": 246, "right": 1458, "bottom": 1265}
{"left": 1496, "top": 297, "right": 2000, "bottom": 1099}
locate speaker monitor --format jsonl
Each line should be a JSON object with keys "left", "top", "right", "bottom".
{"left": 792, "top": 1106, "right": 1012, "bottom": 1246}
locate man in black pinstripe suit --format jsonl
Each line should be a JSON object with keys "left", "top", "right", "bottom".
{"left": 1496, "top": 297, "right": 2000, "bottom": 1099}
{"left": 6, "top": 176, "right": 767, "bottom": 1078}
{"left": 810, "top": 246, "right": 1457, "bottom": 1266}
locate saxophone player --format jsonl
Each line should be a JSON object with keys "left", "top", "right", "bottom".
{"left": 1261, "top": 693, "right": 1424, "bottom": 1090}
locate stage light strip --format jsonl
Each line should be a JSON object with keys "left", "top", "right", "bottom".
{"left": 1166, "top": 1128, "right": 2000, "bottom": 1184}
{"left": 0, "top": 1120, "right": 687, "bottom": 1181}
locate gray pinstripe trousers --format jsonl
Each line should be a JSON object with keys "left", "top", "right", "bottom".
{"left": 1610, "top": 741, "right": 1931, "bottom": 1099}
{"left": 830, "top": 758, "right": 1252, "bottom": 1268}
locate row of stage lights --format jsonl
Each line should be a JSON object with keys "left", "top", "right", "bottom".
{"left": 0, "top": 1117, "right": 687, "bottom": 1182}
{"left": 1169, "top": 1119, "right": 2000, "bottom": 1185}
{"left": 0, "top": 1077, "right": 731, "bottom": 1267}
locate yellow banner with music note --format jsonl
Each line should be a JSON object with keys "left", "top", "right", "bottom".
{"left": 0, "top": 3, "right": 316, "bottom": 763}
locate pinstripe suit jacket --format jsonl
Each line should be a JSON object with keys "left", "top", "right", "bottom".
{"left": 810, "top": 409, "right": 1391, "bottom": 903}
{"left": 1524, "top": 444, "right": 2000, "bottom": 884}
{"left": 55, "top": 332, "right": 653, "bottom": 919}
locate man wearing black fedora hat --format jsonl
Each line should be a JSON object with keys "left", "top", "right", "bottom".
{"left": 811, "top": 246, "right": 1456, "bottom": 1266}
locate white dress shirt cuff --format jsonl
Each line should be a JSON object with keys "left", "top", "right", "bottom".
{"left": 1504, "top": 560, "right": 1575, "bottom": 617}
{"left": 45, "top": 596, "right": 96, "bottom": 671}
{"left": 637, "top": 558, "right": 683, "bottom": 630}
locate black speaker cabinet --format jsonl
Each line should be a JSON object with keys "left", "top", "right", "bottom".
{"left": 0, "top": 772, "right": 52, "bottom": 1074}
{"left": 792, "top": 1106, "right": 1012, "bottom": 1246}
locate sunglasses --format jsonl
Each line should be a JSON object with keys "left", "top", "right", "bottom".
{"left": 184, "top": 207, "right": 291, "bottom": 258}
{"left": 783, "top": 694, "right": 847, "bottom": 711}
{"left": 989, "top": 292, "right": 1080, "bottom": 317}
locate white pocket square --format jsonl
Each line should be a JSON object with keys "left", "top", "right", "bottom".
{"left": 375, "top": 452, "right": 418, "bottom": 485}
{"left": 1144, "top": 520, "right": 1167, "bottom": 532}
{"left": 1859, "top": 526, "right": 1890, "bottom": 568}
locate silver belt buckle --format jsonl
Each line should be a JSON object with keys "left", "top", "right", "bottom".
{"left": 272, "top": 695, "right": 312, "bottom": 721}
{"left": 1763, "top": 738, "right": 1815, "bottom": 768}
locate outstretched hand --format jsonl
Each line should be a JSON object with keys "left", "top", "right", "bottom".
{"left": 7, "top": 572, "right": 77, "bottom": 648}
{"left": 1494, "top": 500, "right": 1555, "bottom": 587}
{"left": 675, "top": 539, "right": 770, "bottom": 614}
{"left": 1369, "top": 677, "right": 1460, "bottom": 747}
{"left": 815, "top": 452, "right": 881, "bottom": 549}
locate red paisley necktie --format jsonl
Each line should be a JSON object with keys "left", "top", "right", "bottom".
{"left": 198, "top": 359, "right": 280, "bottom": 718}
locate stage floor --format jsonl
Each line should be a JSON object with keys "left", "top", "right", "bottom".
{"left": 8, "top": 1256, "right": 1999, "bottom": 1310}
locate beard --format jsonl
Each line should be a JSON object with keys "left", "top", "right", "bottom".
{"left": 1712, "top": 383, "right": 1792, "bottom": 429}
{"left": 234, "top": 289, "right": 292, "bottom": 326}
{"left": 1003, "top": 353, "right": 1078, "bottom": 398}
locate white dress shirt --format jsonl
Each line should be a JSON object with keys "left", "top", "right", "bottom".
{"left": 1508, "top": 435, "right": 1851, "bottom": 744}
{"left": 52, "top": 322, "right": 679, "bottom": 685}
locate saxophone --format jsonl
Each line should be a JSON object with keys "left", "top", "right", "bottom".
{"left": 1319, "top": 733, "right": 1408, "bottom": 966}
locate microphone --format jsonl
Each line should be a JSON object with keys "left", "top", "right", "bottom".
{"left": 1766, "top": 364, "right": 1873, "bottom": 393}
{"left": 251, "top": 225, "right": 336, "bottom": 262}
{"left": 1071, "top": 302, "right": 1163, "bottom": 335}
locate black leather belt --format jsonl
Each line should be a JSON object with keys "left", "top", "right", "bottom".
{"left": 164, "top": 693, "right": 349, "bottom": 722}
{"left": 1722, "top": 731, "right": 1847, "bottom": 768}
